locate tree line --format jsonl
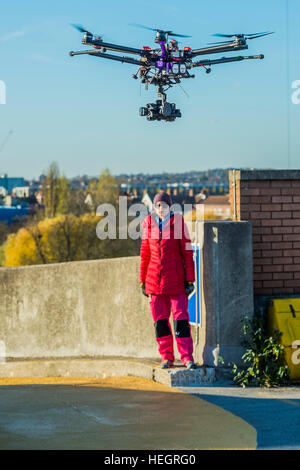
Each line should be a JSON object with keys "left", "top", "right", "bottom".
{"left": 0, "top": 163, "right": 139, "bottom": 267}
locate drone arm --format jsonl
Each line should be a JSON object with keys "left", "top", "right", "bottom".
{"left": 191, "top": 43, "right": 248, "bottom": 57}
{"left": 83, "top": 37, "right": 144, "bottom": 56}
{"left": 190, "top": 54, "right": 264, "bottom": 68}
{"left": 69, "top": 50, "right": 146, "bottom": 66}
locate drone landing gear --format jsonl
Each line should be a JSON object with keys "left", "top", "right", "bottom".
{"left": 139, "top": 86, "right": 181, "bottom": 122}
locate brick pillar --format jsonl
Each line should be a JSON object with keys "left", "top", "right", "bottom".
{"left": 229, "top": 170, "right": 300, "bottom": 296}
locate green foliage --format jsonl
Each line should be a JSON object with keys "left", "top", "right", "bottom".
{"left": 231, "top": 309, "right": 290, "bottom": 388}
{"left": 56, "top": 175, "right": 72, "bottom": 216}
{"left": 1, "top": 165, "right": 140, "bottom": 266}
{"left": 3, "top": 213, "right": 139, "bottom": 266}
{"left": 88, "top": 168, "right": 119, "bottom": 209}
{"left": 41, "top": 162, "right": 74, "bottom": 218}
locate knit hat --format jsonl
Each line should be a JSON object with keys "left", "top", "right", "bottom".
{"left": 153, "top": 192, "right": 173, "bottom": 207}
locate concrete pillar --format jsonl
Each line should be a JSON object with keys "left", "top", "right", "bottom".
{"left": 187, "top": 220, "right": 253, "bottom": 367}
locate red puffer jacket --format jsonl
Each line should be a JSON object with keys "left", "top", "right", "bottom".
{"left": 139, "top": 212, "right": 195, "bottom": 295}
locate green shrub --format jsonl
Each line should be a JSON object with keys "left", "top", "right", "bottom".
{"left": 231, "top": 309, "right": 290, "bottom": 388}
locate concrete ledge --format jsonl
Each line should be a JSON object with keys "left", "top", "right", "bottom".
{"left": 0, "top": 358, "right": 216, "bottom": 387}
{"left": 154, "top": 366, "right": 216, "bottom": 387}
{"left": 0, "top": 358, "right": 155, "bottom": 381}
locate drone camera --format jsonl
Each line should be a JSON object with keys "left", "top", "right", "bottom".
{"left": 139, "top": 100, "right": 181, "bottom": 122}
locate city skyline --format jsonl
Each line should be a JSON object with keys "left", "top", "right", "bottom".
{"left": 0, "top": 166, "right": 253, "bottom": 182}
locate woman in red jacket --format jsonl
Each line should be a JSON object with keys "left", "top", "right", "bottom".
{"left": 139, "top": 192, "right": 196, "bottom": 369}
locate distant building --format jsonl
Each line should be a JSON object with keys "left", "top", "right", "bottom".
{"left": 184, "top": 194, "right": 230, "bottom": 221}
{"left": 12, "top": 186, "right": 35, "bottom": 198}
{"left": 0, "top": 174, "right": 25, "bottom": 193}
{"left": 202, "top": 195, "right": 230, "bottom": 218}
{"left": 0, "top": 186, "right": 7, "bottom": 197}
{"left": 141, "top": 192, "right": 153, "bottom": 213}
{"left": 35, "top": 191, "right": 43, "bottom": 205}
{"left": 84, "top": 193, "right": 93, "bottom": 207}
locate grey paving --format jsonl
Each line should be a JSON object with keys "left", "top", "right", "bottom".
{"left": 0, "top": 358, "right": 300, "bottom": 450}
{"left": 0, "top": 383, "right": 256, "bottom": 450}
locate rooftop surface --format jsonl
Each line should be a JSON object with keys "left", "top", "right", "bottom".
{"left": 0, "top": 359, "right": 300, "bottom": 450}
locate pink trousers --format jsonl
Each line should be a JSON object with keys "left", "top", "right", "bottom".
{"left": 149, "top": 293, "right": 194, "bottom": 364}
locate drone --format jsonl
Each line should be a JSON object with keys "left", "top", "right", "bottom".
{"left": 69, "top": 24, "right": 274, "bottom": 122}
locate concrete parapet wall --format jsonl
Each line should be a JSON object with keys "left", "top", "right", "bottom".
{"left": 0, "top": 257, "right": 156, "bottom": 360}
{"left": 0, "top": 221, "right": 253, "bottom": 367}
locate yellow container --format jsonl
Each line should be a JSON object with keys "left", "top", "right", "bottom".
{"left": 268, "top": 298, "right": 300, "bottom": 381}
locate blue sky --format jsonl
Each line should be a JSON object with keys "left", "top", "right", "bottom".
{"left": 0, "top": 0, "right": 299, "bottom": 179}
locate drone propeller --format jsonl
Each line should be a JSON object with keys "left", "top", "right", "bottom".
{"left": 208, "top": 31, "right": 274, "bottom": 45}
{"left": 247, "top": 32, "right": 274, "bottom": 40}
{"left": 129, "top": 23, "right": 191, "bottom": 38}
{"left": 71, "top": 24, "right": 93, "bottom": 35}
{"left": 212, "top": 31, "right": 274, "bottom": 40}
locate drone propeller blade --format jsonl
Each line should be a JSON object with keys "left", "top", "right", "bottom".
{"left": 129, "top": 23, "right": 191, "bottom": 37}
{"left": 129, "top": 22, "right": 156, "bottom": 32}
{"left": 169, "top": 32, "right": 192, "bottom": 38}
{"left": 212, "top": 33, "right": 236, "bottom": 38}
{"left": 71, "top": 24, "right": 93, "bottom": 35}
{"left": 247, "top": 31, "right": 274, "bottom": 40}
{"left": 213, "top": 31, "right": 274, "bottom": 40}
{"left": 245, "top": 31, "right": 272, "bottom": 37}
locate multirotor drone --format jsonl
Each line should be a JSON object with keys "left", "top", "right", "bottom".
{"left": 69, "top": 24, "right": 273, "bottom": 122}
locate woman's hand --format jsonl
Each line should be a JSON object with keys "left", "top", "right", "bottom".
{"left": 140, "top": 282, "right": 149, "bottom": 297}
{"left": 185, "top": 281, "right": 195, "bottom": 297}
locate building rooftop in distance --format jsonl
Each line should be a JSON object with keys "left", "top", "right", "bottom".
{"left": 203, "top": 195, "right": 230, "bottom": 205}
